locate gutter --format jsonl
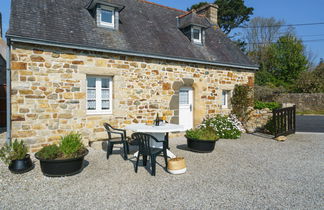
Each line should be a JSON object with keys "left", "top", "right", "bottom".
{"left": 8, "top": 35, "right": 259, "bottom": 70}
{"left": 6, "top": 43, "right": 11, "bottom": 145}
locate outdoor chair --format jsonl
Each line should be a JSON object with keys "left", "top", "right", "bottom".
{"left": 131, "top": 132, "right": 168, "bottom": 176}
{"left": 103, "top": 123, "right": 130, "bottom": 160}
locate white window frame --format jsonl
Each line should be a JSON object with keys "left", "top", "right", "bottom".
{"left": 87, "top": 76, "right": 113, "bottom": 115}
{"left": 192, "top": 26, "right": 202, "bottom": 44}
{"left": 222, "top": 90, "right": 231, "bottom": 109}
{"left": 98, "top": 6, "right": 115, "bottom": 28}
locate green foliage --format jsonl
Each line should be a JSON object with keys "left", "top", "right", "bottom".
{"left": 187, "top": 1, "right": 209, "bottom": 11}
{"left": 260, "top": 35, "right": 308, "bottom": 87}
{"left": 216, "top": 0, "right": 254, "bottom": 34}
{"left": 254, "top": 101, "right": 281, "bottom": 110}
{"left": 0, "top": 139, "right": 28, "bottom": 166}
{"left": 202, "top": 115, "right": 241, "bottom": 139}
{"left": 293, "top": 62, "right": 324, "bottom": 93}
{"left": 37, "top": 145, "right": 61, "bottom": 160}
{"left": 188, "top": 0, "right": 253, "bottom": 34}
{"left": 185, "top": 127, "right": 219, "bottom": 141}
{"left": 231, "top": 85, "right": 253, "bottom": 121}
{"left": 36, "top": 132, "right": 85, "bottom": 160}
{"left": 60, "top": 133, "right": 85, "bottom": 158}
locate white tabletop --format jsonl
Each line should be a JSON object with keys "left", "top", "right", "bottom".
{"left": 125, "top": 123, "right": 185, "bottom": 133}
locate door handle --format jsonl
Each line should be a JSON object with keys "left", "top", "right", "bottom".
{"left": 190, "top": 104, "right": 192, "bottom": 112}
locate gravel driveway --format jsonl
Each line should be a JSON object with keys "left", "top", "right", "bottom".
{"left": 0, "top": 133, "right": 323, "bottom": 209}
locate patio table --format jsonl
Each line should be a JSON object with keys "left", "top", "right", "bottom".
{"left": 125, "top": 123, "right": 185, "bottom": 158}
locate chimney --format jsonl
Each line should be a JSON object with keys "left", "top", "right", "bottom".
{"left": 196, "top": 4, "right": 218, "bottom": 25}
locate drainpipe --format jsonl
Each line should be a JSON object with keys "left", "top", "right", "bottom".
{"left": 6, "top": 43, "right": 11, "bottom": 145}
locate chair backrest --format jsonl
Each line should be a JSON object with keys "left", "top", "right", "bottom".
{"left": 103, "top": 123, "right": 114, "bottom": 140}
{"left": 131, "top": 133, "right": 159, "bottom": 155}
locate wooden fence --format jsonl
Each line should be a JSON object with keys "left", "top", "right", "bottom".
{"left": 273, "top": 105, "right": 296, "bottom": 137}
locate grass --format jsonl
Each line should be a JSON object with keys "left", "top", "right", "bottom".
{"left": 297, "top": 110, "right": 324, "bottom": 115}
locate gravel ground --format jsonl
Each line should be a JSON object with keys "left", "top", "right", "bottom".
{"left": 0, "top": 133, "right": 323, "bottom": 209}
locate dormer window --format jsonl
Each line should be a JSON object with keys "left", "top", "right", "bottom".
{"left": 99, "top": 6, "right": 115, "bottom": 28}
{"left": 86, "top": 0, "right": 125, "bottom": 30}
{"left": 192, "top": 27, "right": 202, "bottom": 44}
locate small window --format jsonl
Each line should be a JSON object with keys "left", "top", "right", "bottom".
{"left": 87, "top": 76, "right": 113, "bottom": 114}
{"left": 222, "top": 90, "right": 231, "bottom": 108}
{"left": 192, "top": 27, "right": 202, "bottom": 44}
{"left": 99, "top": 6, "right": 115, "bottom": 28}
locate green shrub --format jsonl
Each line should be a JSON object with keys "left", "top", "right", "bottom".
{"left": 185, "top": 127, "right": 219, "bottom": 141}
{"left": 60, "top": 133, "right": 85, "bottom": 158}
{"left": 0, "top": 139, "right": 28, "bottom": 165}
{"left": 202, "top": 115, "right": 242, "bottom": 139}
{"left": 36, "top": 132, "right": 85, "bottom": 160}
{"left": 231, "top": 85, "right": 253, "bottom": 122}
{"left": 254, "top": 101, "right": 281, "bottom": 110}
{"left": 37, "top": 144, "right": 61, "bottom": 160}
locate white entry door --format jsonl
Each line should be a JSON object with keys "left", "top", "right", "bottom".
{"left": 179, "top": 87, "right": 193, "bottom": 130}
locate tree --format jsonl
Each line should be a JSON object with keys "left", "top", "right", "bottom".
{"left": 188, "top": 0, "right": 253, "bottom": 34}
{"left": 261, "top": 35, "right": 308, "bottom": 87}
{"left": 244, "top": 17, "right": 285, "bottom": 63}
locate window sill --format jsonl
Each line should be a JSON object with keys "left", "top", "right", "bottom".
{"left": 87, "top": 111, "right": 113, "bottom": 116}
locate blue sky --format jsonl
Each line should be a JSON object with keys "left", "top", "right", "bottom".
{"left": 1, "top": 0, "right": 324, "bottom": 63}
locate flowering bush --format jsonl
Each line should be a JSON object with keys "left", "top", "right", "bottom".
{"left": 201, "top": 115, "right": 243, "bottom": 139}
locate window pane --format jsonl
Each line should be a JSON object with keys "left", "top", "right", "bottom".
{"left": 101, "top": 78, "right": 110, "bottom": 88}
{"left": 102, "top": 89, "right": 109, "bottom": 99}
{"left": 87, "top": 100, "right": 96, "bottom": 110}
{"left": 102, "top": 100, "right": 110, "bottom": 110}
{"left": 87, "top": 89, "right": 96, "bottom": 100}
{"left": 179, "top": 90, "right": 189, "bottom": 105}
{"left": 87, "top": 78, "right": 96, "bottom": 88}
{"left": 101, "top": 10, "right": 113, "bottom": 23}
{"left": 193, "top": 29, "right": 200, "bottom": 40}
{"left": 222, "top": 91, "right": 226, "bottom": 106}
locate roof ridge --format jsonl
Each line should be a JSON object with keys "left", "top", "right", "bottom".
{"left": 139, "top": 0, "right": 187, "bottom": 13}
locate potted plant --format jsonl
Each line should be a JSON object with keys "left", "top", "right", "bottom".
{"left": 0, "top": 139, "right": 33, "bottom": 174}
{"left": 35, "top": 132, "right": 88, "bottom": 177}
{"left": 185, "top": 127, "right": 219, "bottom": 153}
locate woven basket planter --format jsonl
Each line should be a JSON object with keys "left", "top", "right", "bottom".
{"left": 167, "top": 157, "right": 186, "bottom": 174}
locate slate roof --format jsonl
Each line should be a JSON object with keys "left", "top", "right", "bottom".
{"left": 7, "top": 0, "right": 257, "bottom": 69}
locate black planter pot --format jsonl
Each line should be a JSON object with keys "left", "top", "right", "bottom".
{"left": 186, "top": 136, "right": 217, "bottom": 153}
{"left": 9, "top": 154, "right": 34, "bottom": 174}
{"left": 35, "top": 149, "right": 89, "bottom": 177}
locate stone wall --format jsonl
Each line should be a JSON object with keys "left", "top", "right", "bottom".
{"left": 273, "top": 93, "right": 324, "bottom": 112}
{"left": 10, "top": 43, "right": 255, "bottom": 152}
{"left": 244, "top": 108, "right": 273, "bottom": 133}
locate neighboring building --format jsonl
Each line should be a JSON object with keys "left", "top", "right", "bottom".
{"left": 0, "top": 12, "right": 6, "bottom": 85}
{"left": 7, "top": 0, "right": 258, "bottom": 151}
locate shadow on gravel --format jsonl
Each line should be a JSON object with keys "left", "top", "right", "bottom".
{"left": 176, "top": 144, "right": 191, "bottom": 151}
{"left": 251, "top": 132, "right": 274, "bottom": 139}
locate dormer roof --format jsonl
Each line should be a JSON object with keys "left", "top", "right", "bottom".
{"left": 86, "top": 0, "right": 124, "bottom": 11}
{"left": 177, "top": 12, "right": 210, "bottom": 29}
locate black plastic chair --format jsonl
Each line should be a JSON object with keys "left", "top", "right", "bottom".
{"left": 131, "top": 132, "right": 168, "bottom": 176}
{"left": 103, "top": 123, "right": 130, "bottom": 160}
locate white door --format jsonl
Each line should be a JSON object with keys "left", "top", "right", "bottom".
{"left": 179, "top": 87, "right": 193, "bottom": 130}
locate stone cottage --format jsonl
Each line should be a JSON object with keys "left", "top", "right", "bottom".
{"left": 6, "top": 0, "right": 258, "bottom": 151}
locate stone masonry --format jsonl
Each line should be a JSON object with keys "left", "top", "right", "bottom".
{"left": 10, "top": 43, "right": 255, "bottom": 152}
